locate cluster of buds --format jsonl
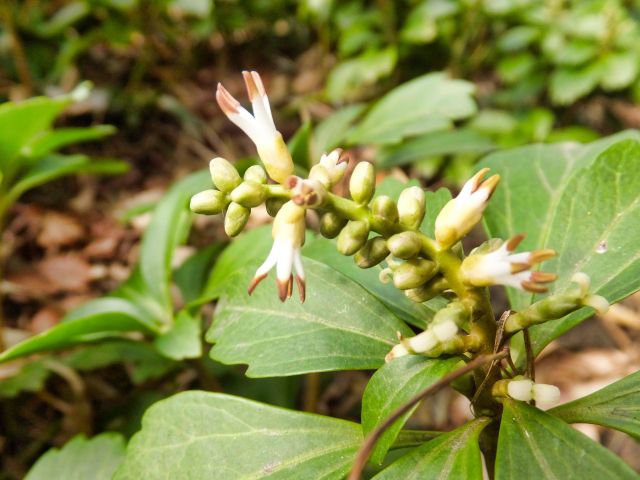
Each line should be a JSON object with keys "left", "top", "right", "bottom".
{"left": 493, "top": 376, "right": 561, "bottom": 405}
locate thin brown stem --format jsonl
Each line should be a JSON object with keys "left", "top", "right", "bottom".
{"left": 523, "top": 328, "right": 535, "bottom": 381}
{"left": 348, "top": 351, "right": 508, "bottom": 480}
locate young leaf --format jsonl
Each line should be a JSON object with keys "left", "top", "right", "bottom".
{"left": 153, "top": 310, "right": 202, "bottom": 360}
{"left": 207, "top": 257, "right": 412, "bottom": 377}
{"left": 115, "top": 392, "right": 362, "bottom": 479}
{"left": 549, "top": 370, "right": 640, "bottom": 440}
{"left": 349, "top": 73, "right": 476, "bottom": 145}
{"left": 496, "top": 399, "right": 637, "bottom": 479}
{"left": 481, "top": 133, "right": 640, "bottom": 352}
{"left": 22, "top": 125, "right": 117, "bottom": 159}
{"left": 362, "top": 356, "right": 462, "bottom": 464}
{"left": 372, "top": 417, "right": 490, "bottom": 479}
{"left": 0, "top": 298, "right": 155, "bottom": 363}
{"left": 26, "top": 433, "right": 125, "bottom": 480}
{"left": 312, "top": 104, "right": 365, "bottom": 158}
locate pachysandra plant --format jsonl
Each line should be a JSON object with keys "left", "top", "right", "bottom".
{"left": 141, "top": 70, "right": 640, "bottom": 479}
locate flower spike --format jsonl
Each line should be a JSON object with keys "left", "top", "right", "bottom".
{"left": 216, "top": 71, "right": 293, "bottom": 184}
{"left": 460, "top": 235, "right": 557, "bottom": 292}
{"left": 435, "top": 168, "right": 500, "bottom": 248}
{"left": 248, "top": 200, "right": 306, "bottom": 302}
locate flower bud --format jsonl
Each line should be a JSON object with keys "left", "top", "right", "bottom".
{"left": 393, "top": 259, "right": 437, "bottom": 290}
{"left": 435, "top": 168, "right": 500, "bottom": 248}
{"left": 398, "top": 186, "right": 426, "bottom": 230}
{"left": 244, "top": 164, "right": 267, "bottom": 184}
{"left": 355, "top": 237, "right": 389, "bottom": 268}
{"left": 317, "top": 148, "right": 348, "bottom": 187}
{"left": 432, "top": 301, "right": 469, "bottom": 330}
{"left": 190, "top": 189, "right": 227, "bottom": 215}
{"left": 371, "top": 195, "right": 399, "bottom": 232}
{"left": 210, "top": 157, "right": 242, "bottom": 193}
{"left": 230, "top": 181, "right": 267, "bottom": 208}
{"left": 507, "top": 378, "right": 534, "bottom": 402}
{"left": 337, "top": 220, "right": 369, "bottom": 256}
{"left": 224, "top": 202, "right": 250, "bottom": 237}
{"left": 349, "top": 161, "right": 375, "bottom": 204}
{"left": 320, "top": 212, "right": 347, "bottom": 239}
{"left": 385, "top": 343, "right": 410, "bottom": 362}
{"left": 387, "top": 231, "right": 422, "bottom": 259}
{"left": 266, "top": 198, "right": 287, "bottom": 217}
{"left": 404, "top": 277, "right": 448, "bottom": 303}
{"left": 532, "top": 383, "right": 561, "bottom": 404}
{"left": 308, "top": 164, "right": 332, "bottom": 188}
{"left": 406, "top": 330, "right": 438, "bottom": 353}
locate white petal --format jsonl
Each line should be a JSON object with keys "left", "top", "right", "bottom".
{"left": 255, "top": 242, "right": 279, "bottom": 277}
{"left": 508, "top": 379, "right": 534, "bottom": 402}
{"left": 532, "top": 383, "right": 560, "bottom": 404}
{"left": 432, "top": 320, "right": 458, "bottom": 342}
{"left": 293, "top": 248, "right": 305, "bottom": 280}
{"left": 408, "top": 330, "right": 438, "bottom": 353}
{"left": 276, "top": 242, "right": 294, "bottom": 281}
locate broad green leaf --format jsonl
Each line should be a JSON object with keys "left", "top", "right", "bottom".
{"left": 207, "top": 256, "right": 412, "bottom": 377}
{"left": 600, "top": 52, "right": 638, "bottom": 91}
{"left": 549, "top": 370, "right": 640, "bottom": 440}
{"left": 0, "top": 298, "right": 155, "bottom": 363}
{"left": 373, "top": 418, "right": 490, "bottom": 479}
{"left": 26, "top": 433, "right": 125, "bottom": 480}
{"left": 138, "top": 170, "right": 210, "bottom": 315}
{"left": 362, "top": 356, "right": 462, "bottom": 464}
{"left": 378, "top": 129, "right": 495, "bottom": 168}
{"left": 349, "top": 73, "right": 476, "bottom": 145}
{"left": 0, "top": 360, "right": 49, "bottom": 397}
{"left": 6, "top": 154, "right": 128, "bottom": 205}
{"left": 0, "top": 95, "right": 71, "bottom": 174}
{"left": 153, "top": 310, "right": 202, "bottom": 360}
{"left": 115, "top": 392, "right": 362, "bottom": 479}
{"left": 481, "top": 133, "right": 640, "bottom": 353}
{"left": 23, "top": 125, "right": 116, "bottom": 159}
{"left": 496, "top": 399, "right": 637, "bottom": 479}
{"left": 197, "top": 226, "right": 272, "bottom": 304}
{"left": 550, "top": 62, "right": 604, "bottom": 105}
{"left": 313, "top": 104, "right": 365, "bottom": 158}
{"left": 64, "top": 340, "right": 177, "bottom": 384}
{"left": 175, "top": 244, "right": 221, "bottom": 304}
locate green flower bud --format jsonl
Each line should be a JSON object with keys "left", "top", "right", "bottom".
{"left": 308, "top": 164, "right": 332, "bottom": 188}
{"left": 210, "top": 157, "right": 242, "bottom": 193}
{"left": 371, "top": 195, "right": 398, "bottom": 231}
{"left": 405, "top": 277, "right": 448, "bottom": 303}
{"left": 398, "top": 186, "right": 426, "bottom": 230}
{"left": 393, "top": 258, "right": 437, "bottom": 290}
{"left": 190, "top": 189, "right": 227, "bottom": 215}
{"left": 387, "top": 231, "right": 422, "bottom": 259}
{"left": 224, "top": 202, "right": 250, "bottom": 237}
{"left": 244, "top": 165, "right": 268, "bottom": 184}
{"left": 320, "top": 212, "right": 347, "bottom": 239}
{"left": 266, "top": 197, "right": 287, "bottom": 217}
{"left": 355, "top": 237, "right": 389, "bottom": 268}
{"left": 230, "top": 181, "right": 267, "bottom": 208}
{"left": 337, "top": 220, "right": 369, "bottom": 256}
{"left": 433, "top": 301, "right": 469, "bottom": 330}
{"left": 349, "top": 162, "right": 375, "bottom": 204}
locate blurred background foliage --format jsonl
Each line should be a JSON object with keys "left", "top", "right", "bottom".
{"left": 2, "top": 0, "right": 640, "bottom": 478}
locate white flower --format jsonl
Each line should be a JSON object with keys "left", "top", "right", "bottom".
{"left": 532, "top": 383, "right": 561, "bottom": 404}
{"left": 216, "top": 71, "right": 293, "bottom": 184}
{"left": 248, "top": 201, "right": 306, "bottom": 302}
{"left": 507, "top": 379, "right": 560, "bottom": 405}
{"left": 320, "top": 149, "right": 348, "bottom": 184}
{"left": 435, "top": 168, "right": 500, "bottom": 248}
{"left": 507, "top": 378, "right": 534, "bottom": 402}
{"left": 460, "top": 235, "right": 557, "bottom": 292}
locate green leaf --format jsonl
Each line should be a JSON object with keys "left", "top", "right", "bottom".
{"left": 23, "top": 125, "right": 116, "bottom": 159}
{"left": 207, "top": 256, "right": 412, "bottom": 377}
{"left": 550, "top": 62, "right": 604, "bottom": 105}
{"left": 549, "top": 370, "right": 640, "bottom": 440}
{"left": 7, "top": 154, "right": 128, "bottom": 203}
{"left": 115, "top": 392, "right": 362, "bottom": 479}
{"left": 287, "top": 121, "right": 312, "bottom": 170}
{"left": 138, "top": 170, "right": 211, "bottom": 315}
{"left": 64, "top": 340, "right": 177, "bottom": 384}
{"left": 153, "top": 310, "right": 202, "bottom": 360}
{"left": 312, "top": 103, "right": 365, "bottom": 158}
{"left": 326, "top": 47, "right": 398, "bottom": 103}
{"left": 600, "top": 52, "right": 639, "bottom": 91}
{"left": 496, "top": 399, "right": 637, "bottom": 479}
{"left": 0, "top": 298, "right": 155, "bottom": 363}
{"left": 0, "top": 95, "right": 71, "bottom": 174}
{"left": 378, "top": 129, "right": 494, "bottom": 168}
{"left": 373, "top": 418, "right": 490, "bottom": 479}
{"left": 0, "top": 360, "right": 49, "bottom": 397}
{"left": 362, "top": 356, "right": 462, "bottom": 464}
{"left": 26, "top": 433, "right": 125, "bottom": 480}
{"left": 481, "top": 133, "right": 640, "bottom": 353}
{"left": 175, "top": 244, "right": 221, "bottom": 305}
{"left": 349, "top": 73, "right": 476, "bottom": 145}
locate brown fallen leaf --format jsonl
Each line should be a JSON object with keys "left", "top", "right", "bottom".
{"left": 37, "top": 211, "right": 85, "bottom": 249}
{"left": 37, "top": 254, "right": 93, "bottom": 293}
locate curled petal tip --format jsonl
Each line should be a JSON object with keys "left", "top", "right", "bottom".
{"left": 470, "top": 167, "right": 491, "bottom": 189}
{"left": 480, "top": 174, "right": 500, "bottom": 197}
{"left": 277, "top": 279, "right": 288, "bottom": 302}
{"left": 250, "top": 71, "right": 266, "bottom": 96}
{"left": 216, "top": 84, "right": 240, "bottom": 114}
{"left": 242, "top": 70, "right": 259, "bottom": 101}
{"left": 295, "top": 275, "right": 306, "bottom": 303}
{"left": 248, "top": 273, "right": 267, "bottom": 295}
